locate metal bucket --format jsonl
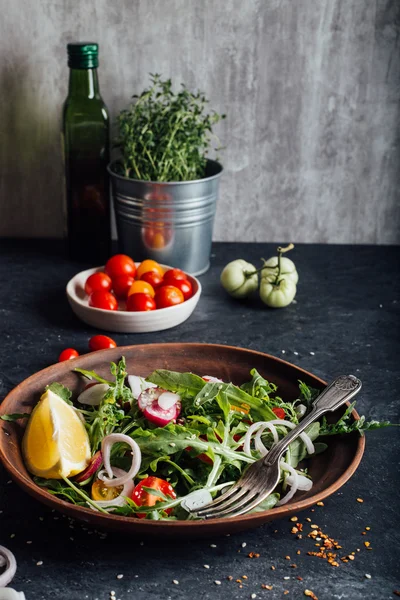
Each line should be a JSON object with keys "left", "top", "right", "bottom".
{"left": 108, "top": 160, "right": 223, "bottom": 276}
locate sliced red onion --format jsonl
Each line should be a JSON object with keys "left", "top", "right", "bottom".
{"left": 128, "top": 375, "right": 157, "bottom": 400}
{"left": 91, "top": 468, "right": 135, "bottom": 510}
{"left": 74, "top": 451, "right": 103, "bottom": 484}
{"left": 202, "top": 375, "right": 223, "bottom": 383}
{"left": 277, "top": 461, "right": 299, "bottom": 505}
{"left": 77, "top": 383, "right": 110, "bottom": 406}
{"left": 0, "top": 545, "right": 17, "bottom": 587}
{"left": 98, "top": 433, "right": 141, "bottom": 488}
{"left": 181, "top": 489, "right": 213, "bottom": 512}
{"left": 138, "top": 387, "right": 181, "bottom": 427}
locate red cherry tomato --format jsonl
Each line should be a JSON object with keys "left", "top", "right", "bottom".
{"left": 58, "top": 348, "right": 79, "bottom": 362}
{"left": 88, "top": 335, "right": 117, "bottom": 352}
{"left": 84, "top": 272, "right": 112, "bottom": 296}
{"left": 166, "top": 277, "right": 192, "bottom": 301}
{"left": 163, "top": 268, "right": 187, "bottom": 284}
{"left": 155, "top": 285, "right": 184, "bottom": 309}
{"left": 126, "top": 293, "right": 156, "bottom": 312}
{"left": 140, "top": 270, "right": 164, "bottom": 289}
{"left": 112, "top": 274, "right": 135, "bottom": 299}
{"left": 131, "top": 476, "right": 176, "bottom": 518}
{"left": 88, "top": 290, "right": 118, "bottom": 311}
{"left": 272, "top": 407, "right": 286, "bottom": 419}
{"left": 105, "top": 254, "right": 136, "bottom": 280}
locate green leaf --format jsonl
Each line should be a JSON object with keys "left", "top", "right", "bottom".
{"left": 45, "top": 382, "right": 73, "bottom": 404}
{"left": 285, "top": 422, "right": 321, "bottom": 468}
{"left": 251, "top": 492, "right": 280, "bottom": 513}
{"left": 241, "top": 369, "right": 277, "bottom": 399}
{"left": 0, "top": 412, "right": 30, "bottom": 422}
{"left": 147, "top": 370, "right": 205, "bottom": 397}
{"left": 141, "top": 486, "right": 172, "bottom": 502}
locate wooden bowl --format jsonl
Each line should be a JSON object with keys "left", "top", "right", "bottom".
{"left": 0, "top": 344, "right": 365, "bottom": 538}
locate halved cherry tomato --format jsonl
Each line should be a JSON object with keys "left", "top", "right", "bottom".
{"left": 92, "top": 478, "right": 123, "bottom": 501}
{"left": 155, "top": 285, "right": 184, "bottom": 309}
{"left": 140, "top": 270, "right": 164, "bottom": 289}
{"left": 272, "top": 407, "right": 286, "bottom": 419}
{"left": 127, "top": 280, "right": 155, "bottom": 298}
{"left": 136, "top": 259, "right": 164, "bottom": 279}
{"left": 131, "top": 476, "right": 176, "bottom": 518}
{"left": 112, "top": 274, "right": 135, "bottom": 299}
{"left": 58, "top": 348, "right": 79, "bottom": 362}
{"left": 84, "top": 272, "right": 112, "bottom": 296}
{"left": 126, "top": 293, "right": 156, "bottom": 312}
{"left": 88, "top": 290, "right": 118, "bottom": 311}
{"left": 105, "top": 254, "right": 136, "bottom": 279}
{"left": 88, "top": 335, "right": 117, "bottom": 351}
{"left": 163, "top": 268, "right": 187, "bottom": 284}
{"left": 166, "top": 277, "right": 192, "bottom": 301}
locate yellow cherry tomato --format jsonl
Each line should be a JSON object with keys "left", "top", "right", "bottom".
{"left": 136, "top": 259, "right": 164, "bottom": 279}
{"left": 127, "top": 280, "right": 155, "bottom": 298}
{"left": 91, "top": 478, "right": 123, "bottom": 501}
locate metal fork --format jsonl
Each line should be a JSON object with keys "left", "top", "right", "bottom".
{"left": 192, "top": 374, "right": 362, "bottom": 519}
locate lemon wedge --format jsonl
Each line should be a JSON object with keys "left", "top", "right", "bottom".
{"left": 22, "top": 389, "right": 91, "bottom": 479}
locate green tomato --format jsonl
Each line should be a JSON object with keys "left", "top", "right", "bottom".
{"left": 261, "top": 256, "right": 298, "bottom": 284}
{"left": 220, "top": 259, "right": 258, "bottom": 299}
{"left": 260, "top": 275, "right": 297, "bottom": 308}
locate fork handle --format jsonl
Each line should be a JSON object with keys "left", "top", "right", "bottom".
{"left": 263, "top": 374, "right": 362, "bottom": 467}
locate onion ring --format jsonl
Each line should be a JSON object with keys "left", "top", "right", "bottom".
{"left": 98, "top": 433, "right": 141, "bottom": 488}
{"left": 0, "top": 545, "right": 17, "bottom": 587}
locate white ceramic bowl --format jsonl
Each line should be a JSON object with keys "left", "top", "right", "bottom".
{"left": 66, "top": 265, "right": 202, "bottom": 333}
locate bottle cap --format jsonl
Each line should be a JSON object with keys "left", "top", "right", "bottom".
{"left": 67, "top": 42, "right": 98, "bottom": 69}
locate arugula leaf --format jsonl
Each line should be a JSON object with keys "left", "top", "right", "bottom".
{"left": 241, "top": 369, "right": 277, "bottom": 399}
{"left": 251, "top": 492, "right": 280, "bottom": 513}
{"left": 285, "top": 422, "right": 321, "bottom": 468}
{"left": 0, "top": 412, "right": 30, "bottom": 422}
{"left": 74, "top": 368, "right": 113, "bottom": 385}
{"left": 147, "top": 370, "right": 205, "bottom": 397}
{"left": 34, "top": 477, "right": 87, "bottom": 506}
{"left": 45, "top": 382, "right": 73, "bottom": 404}
{"left": 319, "top": 402, "right": 394, "bottom": 436}
{"left": 298, "top": 380, "right": 320, "bottom": 411}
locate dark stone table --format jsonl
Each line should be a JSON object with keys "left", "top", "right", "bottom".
{"left": 0, "top": 240, "right": 399, "bottom": 600}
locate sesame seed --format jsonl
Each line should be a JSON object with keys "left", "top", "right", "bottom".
{"left": 365, "top": 574, "right": 371, "bottom": 579}
{"left": 116, "top": 574, "right": 123, "bottom": 579}
{"left": 210, "top": 544, "right": 217, "bottom": 548}
{"left": 26, "top": 540, "right": 32, "bottom": 544}
{"left": 172, "top": 580, "right": 179, "bottom": 585}
{"left": 36, "top": 561, "right": 43, "bottom": 566}
{"left": 10, "top": 534, "right": 15, "bottom": 538}
{"left": 365, "top": 526, "right": 371, "bottom": 531}
{"left": 293, "top": 351, "right": 299, "bottom": 356}
{"left": 251, "top": 595, "right": 257, "bottom": 599}
{"left": 214, "top": 580, "right": 221, "bottom": 585}
{"left": 241, "top": 542, "right": 247, "bottom": 548}
{"left": 290, "top": 516, "right": 298, "bottom": 521}
{"left": 281, "top": 350, "right": 286, "bottom": 354}
{"left": 284, "top": 576, "right": 290, "bottom": 580}
{"left": 204, "top": 565, "right": 210, "bottom": 569}
{"left": 310, "top": 352, "right": 315, "bottom": 356}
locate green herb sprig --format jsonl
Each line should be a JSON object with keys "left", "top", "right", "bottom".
{"left": 115, "top": 74, "right": 225, "bottom": 182}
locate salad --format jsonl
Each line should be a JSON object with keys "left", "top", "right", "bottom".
{"left": 15, "top": 358, "right": 390, "bottom": 521}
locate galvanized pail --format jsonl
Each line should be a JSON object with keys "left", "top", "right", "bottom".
{"left": 108, "top": 160, "right": 223, "bottom": 276}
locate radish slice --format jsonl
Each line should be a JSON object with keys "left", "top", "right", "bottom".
{"left": 202, "top": 375, "right": 223, "bottom": 383}
{"left": 128, "top": 375, "right": 157, "bottom": 400}
{"left": 98, "top": 433, "right": 141, "bottom": 488}
{"left": 77, "top": 383, "right": 110, "bottom": 406}
{"left": 181, "top": 489, "right": 213, "bottom": 512}
{"left": 90, "top": 468, "right": 135, "bottom": 510}
{"left": 0, "top": 545, "right": 17, "bottom": 587}
{"left": 158, "top": 391, "right": 180, "bottom": 410}
{"left": 138, "top": 387, "right": 181, "bottom": 427}
{"left": 74, "top": 451, "right": 103, "bottom": 484}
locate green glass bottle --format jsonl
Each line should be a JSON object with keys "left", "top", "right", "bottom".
{"left": 63, "top": 42, "right": 110, "bottom": 262}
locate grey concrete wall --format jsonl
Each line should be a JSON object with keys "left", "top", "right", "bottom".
{"left": 0, "top": 0, "right": 399, "bottom": 244}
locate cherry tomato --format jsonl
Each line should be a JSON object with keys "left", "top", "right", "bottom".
{"left": 136, "top": 259, "right": 164, "bottom": 279}
{"left": 58, "top": 348, "right": 79, "bottom": 362}
{"left": 112, "top": 274, "right": 135, "bottom": 299}
{"left": 105, "top": 254, "right": 136, "bottom": 279}
{"left": 155, "top": 285, "right": 184, "bottom": 309}
{"left": 92, "top": 478, "right": 123, "bottom": 501}
{"left": 84, "top": 272, "right": 112, "bottom": 296}
{"left": 131, "top": 476, "right": 176, "bottom": 518}
{"left": 127, "top": 280, "right": 155, "bottom": 298}
{"left": 166, "top": 277, "right": 192, "bottom": 301}
{"left": 126, "top": 293, "right": 156, "bottom": 312}
{"left": 163, "top": 268, "right": 187, "bottom": 284}
{"left": 272, "top": 407, "right": 286, "bottom": 419}
{"left": 140, "top": 270, "right": 164, "bottom": 289}
{"left": 88, "top": 335, "right": 117, "bottom": 351}
{"left": 88, "top": 290, "right": 118, "bottom": 311}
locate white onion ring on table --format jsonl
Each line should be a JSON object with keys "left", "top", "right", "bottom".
{"left": 91, "top": 467, "right": 135, "bottom": 510}
{"left": 0, "top": 545, "right": 17, "bottom": 587}
{"left": 98, "top": 433, "right": 141, "bottom": 488}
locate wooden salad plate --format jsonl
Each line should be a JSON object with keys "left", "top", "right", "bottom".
{"left": 0, "top": 343, "right": 365, "bottom": 538}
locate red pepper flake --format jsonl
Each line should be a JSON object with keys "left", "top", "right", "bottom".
{"left": 285, "top": 555, "right": 291, "bottom": 560}
{"left": 236, "top": 579, "right": 242, "bottom": 583}
{"left": 248, "top": 552, "right": 260, "bottom": 558}
{"left": 227, "top": 576, "right": 233, "bottom": 581}
{"left": 357, "top": 498, "right": 364, "bottom": 503}
{"left": 296, "top": 522, "right": 303, "bottom": 531}
{"left": 284, "top": 591, "right": 289, "bottom": 595}
{"left": 291, "top": 527, "right": 299, "bottom": 534}
{"left": 242, "top": 575, "right": 248, "bottom": 580}
{"left": 271, "top": 566, "right": 275, "bottom": 570}
{"left": 316, "top": 501, "right": 324, "bottom": 506}
{"left": 261, "top": 584, "right": 273, "bottom": 590}
{"left": 393, "top": 591, "right": 400, "bottom": 597}
{"left": 297, "top": 576, "right": 303, "bottom": 581}
{"left": 364, "top": 541, "right": 371, "bottom": 548}
{"left": 365, "top": 526, "right": 371, "bottom": 531}
{"left": 304, "top": 591, "right": 318, "bottom": 600}
{"left": 306, "top": 518, "right": 312, "bottom": 522}
{"left": 296, "top": 550, "right": 301, "bottom": 555}
{"left": 290, "top": 564, "right": 297, "bottom": 568}
{"left": 290, "top": 516, "right": 298, "bottom": 521}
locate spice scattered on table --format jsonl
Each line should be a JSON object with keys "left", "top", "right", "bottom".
{"left": 357, "top": 497, "right": 364, "bottom": 503}
{"left": 304, "top": 590, "right": 318, "bottom": 599}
